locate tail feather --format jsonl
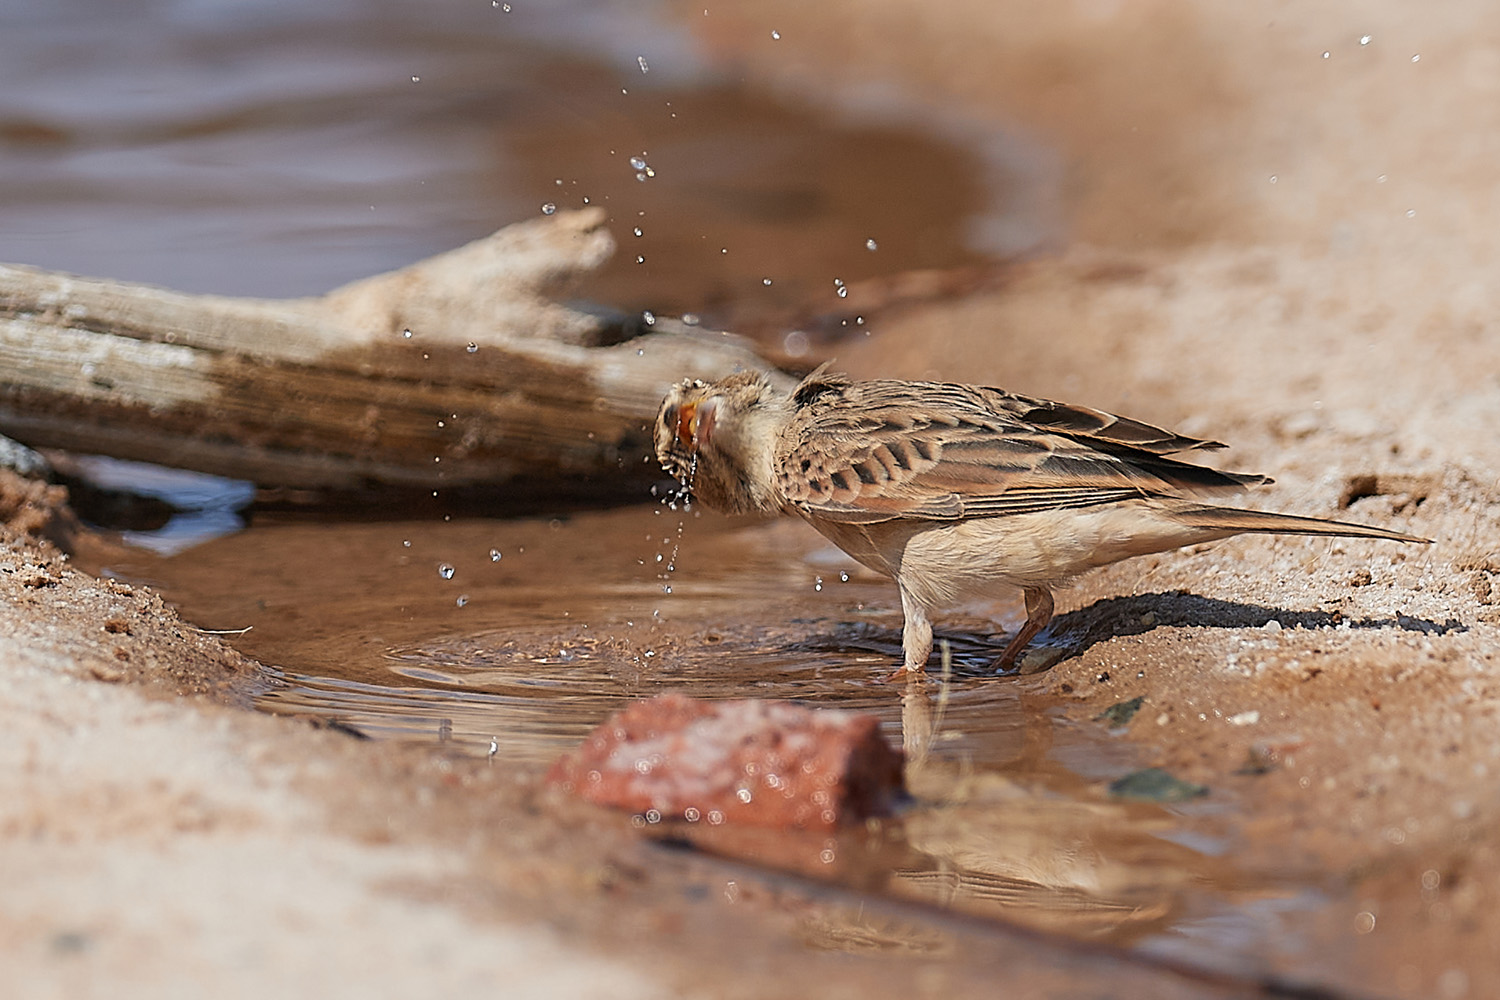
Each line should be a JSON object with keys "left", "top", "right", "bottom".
{"left": 1171, "top": 504, "right": 1430, "bottom": 544}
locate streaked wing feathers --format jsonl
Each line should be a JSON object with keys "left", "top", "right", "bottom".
{"left": 987, "top": 389, "right": 1227, "bottom": 454}
{"left": 775, "top": 376, "right": 1267, "bottom": 523}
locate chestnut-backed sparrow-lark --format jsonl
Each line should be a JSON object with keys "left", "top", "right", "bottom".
{"left": 655, "top": 368, "right": 1429, "bottom": 677}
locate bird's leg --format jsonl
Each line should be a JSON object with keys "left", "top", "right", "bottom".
{"left": 994, "top": 587, "right": 1054, "bottom": 672}
{"left": 887, "top": 582, "right": 934, "bottom": 681}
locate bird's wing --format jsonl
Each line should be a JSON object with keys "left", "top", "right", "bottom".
{"left": 774, "top": 375, "right": 1267, "bottom": 524}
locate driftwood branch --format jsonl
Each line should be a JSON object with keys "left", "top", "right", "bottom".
{"left": 0, "top": 209, "right": 783, "bottom": 502}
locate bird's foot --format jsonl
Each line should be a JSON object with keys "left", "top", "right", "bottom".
{"left": 882, "top": 663, "right": 926, "bottom": 684}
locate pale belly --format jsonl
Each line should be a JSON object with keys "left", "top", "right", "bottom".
{"left": 802, "top": 502, "right": 1231, "bottom": 610}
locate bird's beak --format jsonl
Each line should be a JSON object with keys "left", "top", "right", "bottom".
{"left": 673, "top": 397, "right": 718, "bottom": 450}
{"left": 674, "top": 401, "right": 699, "bottom": 448}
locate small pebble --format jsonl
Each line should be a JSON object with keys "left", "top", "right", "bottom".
{"left": 1017, "top": 645, "right": 1068, "bottom": 674}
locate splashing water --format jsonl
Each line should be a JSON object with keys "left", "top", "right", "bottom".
{"left": 655, "top": 453, "right": 696, "bottom": 594}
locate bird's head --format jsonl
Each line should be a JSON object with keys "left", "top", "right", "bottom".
{"left": 654, "top": 371, "right": 787, "bottom": 515}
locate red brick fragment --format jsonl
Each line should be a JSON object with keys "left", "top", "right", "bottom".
{"left": 547, "top": 693, "right": 905, "bottom": 830}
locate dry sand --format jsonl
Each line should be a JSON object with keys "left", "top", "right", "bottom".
{"left": 4, "top": 1, "right": 1499, "bottom": 997}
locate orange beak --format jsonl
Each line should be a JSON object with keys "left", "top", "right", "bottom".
{"left": 672, "top": 398, "right": 716, "bottom": 451}
{"left": 674, "top": 400, "right": 699, "bottom": 448}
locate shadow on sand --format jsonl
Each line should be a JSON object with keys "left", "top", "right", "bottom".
{"left": 796, "top": 590, "right": 1466, "bottom": 677}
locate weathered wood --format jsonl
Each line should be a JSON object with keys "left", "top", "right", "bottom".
{"left": 0, "top": 209, "right": 784, "bottom": 499}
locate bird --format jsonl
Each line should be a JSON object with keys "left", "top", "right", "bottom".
{"left": 653, "top": 366, "right": 1430, "bottom": 678}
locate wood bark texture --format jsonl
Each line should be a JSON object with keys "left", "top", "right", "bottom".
{"left": 0, "top": 209, "right": 783, "bottom": 503}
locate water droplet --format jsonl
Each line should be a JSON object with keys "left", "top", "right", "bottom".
{"left": 770, "top": 30, "right": 781, "bottom": 40}
{"left": 835, "top": 284, "right": 848, "bottom": 298}
{"left": 410, "top": 75, "right": 421, "bottom": 83}
{"left": 1377, "top": 174, "right": 1387, "bottom": 183}
{"left": 782, "top": 330, "right": 809, "bottom": 357}
{"left": 839, "top": 571, "right": 849, "bottom": 582}
{"left": 489, "top": 549, "right": 502, "bottom": 562}
{"left": 1411, "top": 53, "right": 1420, "bottom": 63}
{"left": 438, "top": 563, "right": 455, "bottom": 580}
{"left": 762, "top": 277, "right": 773, "bottom": 286}
{"left": 865, "top": 238, "right": 878, "bottom": 251}
{"left": 662, "top": 584, "right": 673, "bottom": 594}
{"left": 1269, "top": 174, "right": 1278, "bottom": 184}
{"left": 402, "top": 539, "right": 411, "bottom": 548}
{"left": 814, "top": 576, "right": 823, "bottom": 592}
{"left": 541, "top": 202, "right": 559, "bottom": 216}
{"left": 681, "top": 313, "right": 700, "bottom": 326}
{"left": 456, "top": 594, "right": 469, "bottom": 607}
{"left": 642, "top": 310, "right": 656, "bottom": 325}
{"left": 637, "top": 55, "right": 650, "bottom": 74}
{"left": 1359, "top": 34, "right": 1372, "bottom": 46}
{"left": 636, "top": 347, "right": 644, "bottom": 356}
{"left": 1406, "top": 208, "right": 1416, "bottom": 218}
{"left": 401, "top": 328, "right": 413, "bottom": 339}
{"left": 636, "top": 255, "right": 646, "bottom": 264}
{"left": 633, "top": 227, "right": 643, "bottom": 237}
{"left": 630, "top": 156, "right": 648, "bottom": 170}
{"left": 1322, "top": 50, "right": 1330, "bottom": 59}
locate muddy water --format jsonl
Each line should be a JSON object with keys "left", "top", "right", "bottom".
{"left": 98, "top": 504, "right": 1313, "bottom": 978}
{"left": 111, "top": 505, "right": 1045, "bottom": 762}
{"left": 0, "top": 0, "right": 1021, "bottom": 327}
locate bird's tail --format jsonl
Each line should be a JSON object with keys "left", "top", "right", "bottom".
{"left": 1170, "top": 503, "right": 1430, "bottom": 544}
